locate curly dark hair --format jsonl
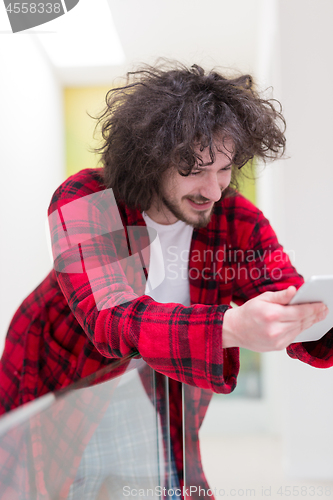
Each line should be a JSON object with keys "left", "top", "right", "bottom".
{"left": 95, "top": 61, "right": 286, "bottom": 211}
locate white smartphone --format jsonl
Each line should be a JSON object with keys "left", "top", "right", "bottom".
{"left": 289, "top": 275, "right": 333, "bottom": 342}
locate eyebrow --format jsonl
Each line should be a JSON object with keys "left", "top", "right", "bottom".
{"left": 192, "top": 161, "right": 233, "bottom": 172}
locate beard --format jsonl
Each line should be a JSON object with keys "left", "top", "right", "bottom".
{"left": 160, "top": 193, "right": 215, "bottom": 229}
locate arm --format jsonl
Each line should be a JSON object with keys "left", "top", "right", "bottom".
{"left": 220, "top": 197, "right": 330, "bottom": 355}
{"left": 48, "top": 173, "right": 237, "bottom": 393}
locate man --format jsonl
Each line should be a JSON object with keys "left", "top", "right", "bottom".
{"left": 0, "top": 62, "right": 332, "bottom": 498}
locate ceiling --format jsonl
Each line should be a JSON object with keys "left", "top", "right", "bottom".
{"left": 34, "top": 0, "right": 264, "bottom": 86}
{"left": 109, "top": 0, "right": 262, "bottom": 72}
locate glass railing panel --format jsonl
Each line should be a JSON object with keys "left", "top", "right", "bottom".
{"left": 183, "top": 352, "right": 333, "bottom": 500}
{"left": 182, "top": 383, "right": 213, "bottom": 499}
{"left": 0, "top": 358, "right": 175, "bottom": 499}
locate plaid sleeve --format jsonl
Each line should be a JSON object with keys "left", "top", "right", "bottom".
{"left": 48, "top": 172, "right": 236, "bottom": 394}
{"left": 226, "top": 196, "right": 333, "bottom": 368}
{"left": 229, "top": 201, "right": 304, "bottom": 301}
{"left": 286, "top": 330, "right": 333, "bottom": 368}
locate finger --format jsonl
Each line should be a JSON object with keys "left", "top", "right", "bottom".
{"left": 298, "top": 306, "right": 329, "bottom": 331}
{"left": 280, "top": 302, "right": 328, "bottom": 323}
{"left": 274, "top": 322, "right": 316, "bottom": 349}
{"left": 262, "top": 286, "right": 297, "bottom": 306}
{"left": 280, "top": 307, "right": 329, "bottom": 342}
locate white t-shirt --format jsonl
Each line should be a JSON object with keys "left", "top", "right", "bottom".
{"left": 142, "top": 212, "right": 193, "bottom": 307}
{"left": 119, "top": 214, "right": 193, "bottom": 387}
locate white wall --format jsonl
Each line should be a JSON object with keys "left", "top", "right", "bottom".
{"left": 256, "top": 0, "right": 333, "bottom": 480}
{"left": 0, "top": 36, "right": 64, "bottom": 354}
{"left": 279, "top": 0, "right": 333, "bottom": 480}
{"left": 279, "top": 0, "right": 333, "bottom": 279}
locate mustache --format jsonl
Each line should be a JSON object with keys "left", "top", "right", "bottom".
{"left": 186, "top": 195, "right": 211, "bottom": 203}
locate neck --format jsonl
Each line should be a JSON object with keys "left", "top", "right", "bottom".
{"left": 145, "top": 201, "right": 178, "bottom": 225}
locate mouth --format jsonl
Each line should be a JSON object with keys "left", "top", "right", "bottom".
{"left": 186, "top": 198, "right": 213, "bottom": 211}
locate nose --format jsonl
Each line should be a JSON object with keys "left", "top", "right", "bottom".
{"left": 199, "top": 173, "right": 223, "bottom": 202}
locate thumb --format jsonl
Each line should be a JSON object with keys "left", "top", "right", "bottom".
{"left": 263, "top": 286, "right": 297, "bottom": 305}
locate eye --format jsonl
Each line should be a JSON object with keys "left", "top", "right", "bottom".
{"left": 190, "top": 170, "right": 202, "bottom": 176}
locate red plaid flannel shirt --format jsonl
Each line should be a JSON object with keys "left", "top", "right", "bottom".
{"left": 1, "top": 168, "right": 333, "bottom": 496}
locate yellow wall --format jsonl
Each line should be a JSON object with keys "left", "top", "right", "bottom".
{"left": 64, "top": 86, "right": 111, "bottom": 178}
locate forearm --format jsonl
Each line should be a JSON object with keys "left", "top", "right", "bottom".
{"left": 57, "top": 268, "right": 239, "bottom": 393}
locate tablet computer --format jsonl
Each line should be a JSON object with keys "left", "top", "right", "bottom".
{"left": 290, "top": 275, "right": 333, "bottom": 343}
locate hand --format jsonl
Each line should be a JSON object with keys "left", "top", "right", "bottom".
{"left": 222, "top": 286, "right": 329, "bottom": 352}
